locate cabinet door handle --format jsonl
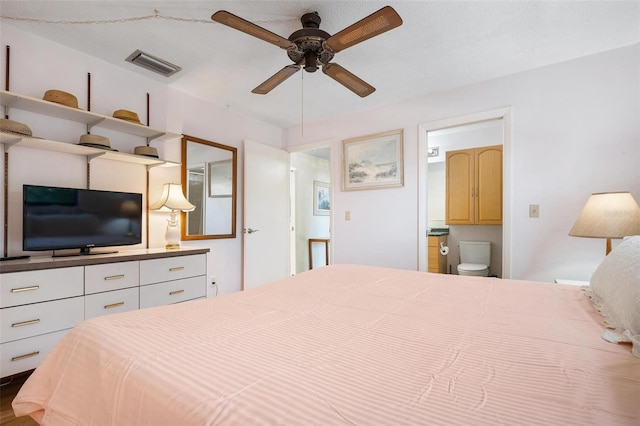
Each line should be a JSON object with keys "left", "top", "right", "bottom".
{"left": 169, "top": 266, "right": 184, "bottom": 272}
{"left": 11, "top": 285, "right": 39, "bottom": 293}
{"left": 169, "top": 289, "right": 184, "bottom": 296}
{"left": 11, "top": 319, "right": 40, "bottom": 327}
{"left": 104, "top": 274, "right": 125, "bottom": 281}
{"left": 12, "top": 351, "right": 40, "bottom": 362}
{"left": 104, "top": 302, "right": 125, "bottom": 309}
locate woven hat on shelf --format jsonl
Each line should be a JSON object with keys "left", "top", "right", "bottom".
{"left": 134, "top": 145, "right": 159, "bottom": 158}
{"left": 43, "top": 90, "right": 79, "bottom": 109}
{"left": 0, "top": 118, "right": 32, "bottom": 136}
{"left": 78, "top": 134, "right": 117, "bottom": 151}
{"left": 113, "top": 109, "right": 141, "bottom": 124}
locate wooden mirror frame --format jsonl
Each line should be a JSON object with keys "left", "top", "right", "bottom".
{"left": 181, "top": 135, "right": 237, "bottom": 240}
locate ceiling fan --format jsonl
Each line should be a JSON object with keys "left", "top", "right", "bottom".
{"left": 211, "top": 6, "right": 403, "bottom": 97}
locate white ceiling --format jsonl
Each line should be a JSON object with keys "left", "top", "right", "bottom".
{"left": 1, "top": 1, "right": 638, "bottom": 129}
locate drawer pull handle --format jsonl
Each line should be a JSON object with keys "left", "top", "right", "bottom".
{"left": 11, "top": 285, "right": 39, "bottom": 293}
{"left": 104, "top": 302, "right": 125, "bottom": 309}
{"left": 169, "top": 289, "right": 184, "bottom": 296}
{"left": 169, "top": 266, "right": 185, "bottom": 272}
{"left": 11, "top": 351, "right": 40, "bottom": 362}
{"left": 104, "top": 274, "right": 125, "bottom": 281}
{"left": 11, "top": 319, "right": 40, "bottom": 327}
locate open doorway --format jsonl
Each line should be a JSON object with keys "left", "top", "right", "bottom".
{"left": 418, "top": 107, "right": 512, "bottom": 277}
{"left": 427, "top": 120, "right": 504, "bottom": 276}
{"left": 289, "top": 144, "right": 332, "bottom": 274}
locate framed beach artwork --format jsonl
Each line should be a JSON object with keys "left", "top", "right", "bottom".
{"left": 313, "top": 180, "right": 330, "bottom": 216}
{"left": 342, "top": 129, "right": 404, "bottom": 191}
{"left": 208, "top": 159, "right": 233, "bottom": 197}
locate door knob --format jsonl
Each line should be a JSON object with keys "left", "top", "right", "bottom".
{"left": 244, "top": 228, "right": 260, "bottom": 234}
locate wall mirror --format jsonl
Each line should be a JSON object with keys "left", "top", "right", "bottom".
{"left": 181, "top": 135, "right": 237, "bottom": 240}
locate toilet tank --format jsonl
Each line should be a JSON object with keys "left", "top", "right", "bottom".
{"left": 459, "top": 241, "right": 491, "bottom": 265}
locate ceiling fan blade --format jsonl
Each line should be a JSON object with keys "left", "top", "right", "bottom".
{"left": 212, "top": 10, "right": 293, "bottom": 49}
{"left": 252, "top": 65, "right": 301, "bottom": 94}
{"left": 324, "top": 6, "right": 402, "bottom": 53}
{"left": 322, "top": 63, "right": 375, "bottom": 97}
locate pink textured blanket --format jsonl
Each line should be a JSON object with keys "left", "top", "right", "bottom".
{"left": 13, "top": 264, "right": 640, "bottom": 425}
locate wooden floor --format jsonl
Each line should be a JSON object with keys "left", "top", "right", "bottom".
{"left": 0, "top": 372, "right": 38, "bottom": 425}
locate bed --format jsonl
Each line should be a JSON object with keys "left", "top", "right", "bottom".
{"left": 12, "top": 237, "right": 640, "bottom": 425}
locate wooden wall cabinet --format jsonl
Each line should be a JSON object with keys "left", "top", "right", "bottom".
{"left": 445, "top": 145, "right": 502, "bottom": 225}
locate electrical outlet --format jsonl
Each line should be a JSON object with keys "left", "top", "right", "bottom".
{"left": 529, "top": 204, "right": 540, "bottom": 218}
{"left": 345, "top": 211, "right": 351, "bottom": 221}
{"left": 210, "top": 275, "right": 217, "bottom": 285}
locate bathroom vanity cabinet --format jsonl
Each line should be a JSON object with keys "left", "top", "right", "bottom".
{"left": 428, "top": 234, "right": 448, "bottom": 274}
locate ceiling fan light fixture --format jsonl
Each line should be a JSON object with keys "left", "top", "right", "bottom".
{"left": 304, "top": 51, "right": 318, "bottom": 72}
{"left": 125, "top": 49, "right": 181, "bottom": 77}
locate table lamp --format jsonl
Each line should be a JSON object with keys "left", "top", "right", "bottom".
{"left": 150, "top": 183, "right": 195, "bottom": 249}
{"left": 569, "top": 191, "right": 640, "bottom": 255}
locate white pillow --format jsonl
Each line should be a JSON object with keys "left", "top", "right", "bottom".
{"left": 584, "top": 235, "right": 640, "bottom": 357}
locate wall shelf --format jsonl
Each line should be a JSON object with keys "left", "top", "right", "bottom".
{"left": 0, "top": 133, "right": 179, "bottom": 167}
{"left": 1, "top": 89, "right": 182, "bottom": 167}
{"left": 0, "top": 90, "right": 181, "bottom": 142}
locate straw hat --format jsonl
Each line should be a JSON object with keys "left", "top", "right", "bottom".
{"left": 113, "top": 109, "right": 141, "bottom": 124}
{"left": 43, "top": 90, "right": 79, "bottom": 108}
{"left": 134, "top": 145, "right": 159, "bottom": 158}
{"left": 0, "top": 118, "right": 32, "bottom": 136}
{"left": 78, "top": 134, "right": 116, "bottom": 151}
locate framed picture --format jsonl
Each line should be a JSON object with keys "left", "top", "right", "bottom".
{"left": 313, "top": 180, "right": 330, "bottom": 216}
{"left": 208, "top": 159, "right": 233, "bottom": 198}
{"left": 342, "top": 129, "right": 404, "bottom": 191}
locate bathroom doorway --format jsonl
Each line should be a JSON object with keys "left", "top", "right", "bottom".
{"left": 427, "top": 120, "right": 504, "bottom": 277}
{"left": 418, "top": 107, "right": 512, "bottom": 277}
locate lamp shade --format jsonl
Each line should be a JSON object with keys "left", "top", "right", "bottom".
{"left": 149, "top": 183, "right": 195, "bottom": 212}
{"left": 569, "top": 192, "right": 640, "bottom": 238}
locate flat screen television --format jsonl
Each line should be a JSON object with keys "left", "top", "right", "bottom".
{"left": 23, "top": 184, "right": 143, "bottom": 256}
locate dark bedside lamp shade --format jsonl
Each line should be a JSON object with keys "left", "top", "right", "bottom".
{"left": 569, "top": 191, "right": 640, "bottom": 255}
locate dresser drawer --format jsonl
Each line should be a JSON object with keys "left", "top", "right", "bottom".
{"left": 85, "top": 287, "right": 139, "bottom": 320}
{"left": 140, "top": 276, "right": 206, "bottom": 309}
{"left": 0, "top": 297, "right": 84, "bottom": 344}
{"left": 0, "top": 329, "right": 70, "bottom": 378}
{"left": 140, "top": 254, "right": 206, "bottom": 286}
{"left": 85, "top": 261, "right": 139, "bottom": 294}
{"left": 1, "top": 267, "right": 84, "bottom": 308}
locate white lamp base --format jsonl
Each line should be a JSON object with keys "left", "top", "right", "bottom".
{"left": 165, "top": 211, "right": 181, "bottom": 250}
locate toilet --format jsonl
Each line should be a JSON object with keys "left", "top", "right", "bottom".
{"left": 457, "top": 241, "right": 491, "bottom": 277}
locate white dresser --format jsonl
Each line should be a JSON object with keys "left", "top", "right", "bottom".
{"left": 0, "top": 248, "right": 208, "bottom": 378}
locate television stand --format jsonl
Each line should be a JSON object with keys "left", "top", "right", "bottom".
{"left": 52, "top": 248, "right": 118, "bottom": 258}
{"left": 0, "top": 255, "right": 30, "bottom": 261}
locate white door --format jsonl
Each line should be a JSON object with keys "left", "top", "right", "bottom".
{"left": 243, "top": 140, "right": 291, "bottom": 290}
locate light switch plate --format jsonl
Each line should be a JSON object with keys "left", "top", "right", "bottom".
{"left": 529, "top": 204, "right": 540, "bottom": 218}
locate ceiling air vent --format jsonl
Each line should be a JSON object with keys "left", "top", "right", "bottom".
{"left": 125, "top": 49, "right": 181, "bottom": 77}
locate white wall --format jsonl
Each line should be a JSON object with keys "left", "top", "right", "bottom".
{"left": 285, "top": 43, "right": 640, "bottom": 283}
{"left": 1, "top": 24, "right": 283, "bottom": 295}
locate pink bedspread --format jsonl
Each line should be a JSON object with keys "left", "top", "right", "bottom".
{"left": 13, "top": 264, "right": 640, "bottom": 425}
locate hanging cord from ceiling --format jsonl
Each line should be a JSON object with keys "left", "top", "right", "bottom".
{"left": 301, "top": 70, "right": 304, "bottom": 138}
{"left": 0, "top": 9, "right": 295, "bottom": 26}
